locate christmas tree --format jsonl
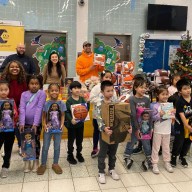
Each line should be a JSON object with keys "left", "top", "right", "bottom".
{"left": 170, "top": 30, "right": 192, "bottom": 80}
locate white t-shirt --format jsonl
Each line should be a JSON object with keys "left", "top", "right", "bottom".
{"left": 168, "top": 85, "right": 177, "bottom": 96}
{"left": 154, "top": 119, "right": 172, "bottom": 134}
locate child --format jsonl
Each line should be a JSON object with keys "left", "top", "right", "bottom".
{"left": 1, "top": 60, "right": 27, "bottom": 155}
{"left": 96, "top": 80, "right": 119, "bottom": 184}
{"left": 19, "top": 75, "right": 46, "bottom": 173}
{"left": 124, "top": 78, "right": 152, "bottom": 170}
{"left": 171, "top": 79, "right": 192, "bottom": 167}
{"left": 151, "top": 85, "right": 174, "bottom": 174}
{"left": 168, "top": 74, "right": 180, "bottom": 96}
{"left": 65, "top": 81, "right": 89, "bottom": 164}
{"left": 89, "top": 70, "right": 117, "bottom": 158}
{"left": 37, "top": 83, "right": 66, "bottom": 175}
{"left": 0, "top": 80, "right": 18, "bottom": 178}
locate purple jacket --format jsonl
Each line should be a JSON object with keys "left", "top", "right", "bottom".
{"left": 19, "top": 90, "right": 46, "bottom": 126}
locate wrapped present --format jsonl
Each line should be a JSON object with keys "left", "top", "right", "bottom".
{"left": 122, "top": 61, "right": 134, "bottom": 75}
{"left": 94, "top": 53, "right": 105, "bottom": 66}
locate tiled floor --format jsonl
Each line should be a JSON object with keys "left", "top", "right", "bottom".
{"left": 1, "top": 138, "right": 192, "bottom": 192}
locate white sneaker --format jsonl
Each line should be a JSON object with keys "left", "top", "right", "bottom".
{"left": 165, "top": 162, "right": 174, "bottom": 173}
{"left": 98, "top": 173, "right": 106, "bottom": 184}
{"left": 152, "top": 164, "right": 160, "bottom": 174}
{"left": 18, "top": 147, "right": 22, "bottom": 156}
{"left": 24, "top": 161, "right": 31, "bottom": 173}
{"left": 32, "top": 160, "right": 39, "bottom": 173}
{"left": 1, "top": 168, "right": 8, "bottom": 178}
{"left": 109, "top": 169, "right": 120, "bottom": 180}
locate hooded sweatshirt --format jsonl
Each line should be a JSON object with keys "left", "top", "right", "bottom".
{"left": 76, "top": 50, "right": 104, "bottom": 82}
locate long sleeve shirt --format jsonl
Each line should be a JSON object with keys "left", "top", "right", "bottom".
{"left": 76, "top": 50, "right": 104, "bottom": 82}
{"left": 43, "top": 64, "right": 66, "bottom": 85}
{"left": 95, "top": 96, "right": 117, "bottom": 132}
{"left": 129, "top": 96, "right": 150, "bottom": 130}
{"left": 8, "top": 80, "right": 28, "bottom": 108}
{"left": 89, "top": 83, "right": 117, "bottom": 119}
{"left": 19, "top": 90, "right": 46, "bottom": 126}
{"left": 65, "top": 96, "right": 90, "bottom": 128}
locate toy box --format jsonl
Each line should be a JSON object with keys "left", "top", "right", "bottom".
{"left": 21, "top": 128, "right": 36, "bottom": 161}
{"left": 0, "top": 99, "right": 14, "bottom": 132}
{"left": 101, "top": 102, "right": 131, "bottom": 144}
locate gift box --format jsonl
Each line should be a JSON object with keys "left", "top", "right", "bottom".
{"left": 94, "top": 53, "right": 105, "bottom": 66}
{"left": 21, "top": 128, "right": 36, "bottom": 161}
{"left": 101, "top": 102, "right": 131, "bottom": 144}
{"left": 0, "top": 99, "right": 14, "bottom": 132}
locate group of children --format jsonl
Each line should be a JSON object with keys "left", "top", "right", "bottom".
{"left": 0, "top": 63, "right": 192, "bottom": 185}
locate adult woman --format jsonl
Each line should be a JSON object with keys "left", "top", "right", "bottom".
{"left": 1, "top": 60, "right": 27, "bottom": 155}
{"left": 43, "top": 52, "right": 66, "bottom": 85}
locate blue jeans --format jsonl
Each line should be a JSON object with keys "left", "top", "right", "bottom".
{"left": 41, "top": 131, "right": 62, "bottom": 165}
{"left": 141, "top": 139, "right": 151, "bottom": 157}
{"left": 124, "top": 128, "right": 138, "bottom": 156}
{"left": 124, "top": 128, "right": 151, "bottom": 157}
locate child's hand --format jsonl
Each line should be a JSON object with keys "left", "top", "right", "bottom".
{"left": 60, "top": 125, "right": 64, "bottom": 131}
{"left": 43, "top": 124, "right": 48, "bottom": 132}
{"left": 186, "top": 125, "right": 192, "bottom": 132}
{"left": 71, "top": 119, "right": 77, "bottom": 125}
{"left": 32, "top": 125, "right": 37, "bottom": 134}
{"left": 19, "top": 125, "right": 24, "bottom": 132}
{"left": 104, "top": 127, "right": 112, "bottom": 135}
{"left": 160, "top": 110, "right": 165, "bottom": 117}
{"left": 128, "top": 125, "right": 132, "bottom": 134}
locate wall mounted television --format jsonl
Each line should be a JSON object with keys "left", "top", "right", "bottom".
{"left": 147, "top": 4, "right": 188, "bottom": 31}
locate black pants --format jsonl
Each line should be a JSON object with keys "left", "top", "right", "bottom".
{"left": 15, "top": 127, "right": 21, "bottom": 147}
{"left": 172, "top": 129, "right": 191, "bottom": 157}
{"left": 98, "top": 136, "right": 118, "bottom": 173}
{"left": 35, "top": 126, "right": 42, "bottom": 160}
{"left": 67, "top": 126, "right": 84, "bottom": 155}
{"left": 0, "top": 132, "right": 15, "bottom": 168}
{"left": 93, "top": 119, "right": 100, "bottom": 150}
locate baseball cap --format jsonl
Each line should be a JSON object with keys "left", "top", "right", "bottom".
{"left": 83, "top": 41, "right": 91, "bottom": 47}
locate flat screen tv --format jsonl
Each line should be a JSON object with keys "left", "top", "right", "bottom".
{"left": 147, "top": 4, "right": 188, "bottom": 31}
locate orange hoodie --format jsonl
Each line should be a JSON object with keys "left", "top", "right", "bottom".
{"left": 76, "top": 50, "right": 104, "bottom": 82}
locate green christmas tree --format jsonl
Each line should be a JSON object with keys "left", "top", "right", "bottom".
{"left": 170, "top": 30, "right": 192, "bottom": 80}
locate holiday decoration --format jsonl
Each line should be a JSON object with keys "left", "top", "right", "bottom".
{"left": 170, "top": 30, "right": 192, "bottom": 80}
{"left": 138, "top": 33, "right": 150, "bottom": 72}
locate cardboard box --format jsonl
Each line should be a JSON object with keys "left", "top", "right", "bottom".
{"left": 101, "top": 102, "right": 131, "bottom": 144}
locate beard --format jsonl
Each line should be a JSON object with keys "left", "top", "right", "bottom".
{"left": 17, "top": 50, "right": 25, "bottom": 57}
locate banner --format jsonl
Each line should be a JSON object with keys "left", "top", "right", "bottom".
{"left": 0, "top": 25, "right": 24, "bottom": 67}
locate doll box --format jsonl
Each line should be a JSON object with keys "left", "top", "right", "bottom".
{"left": 21, "top": 128, "right": 36, "bottom": 161}
{"left": 0, "top": 99, "right": 14, "bottom": 132}
{"left": 101, "top": 102, "right": 131, "bottom": 144}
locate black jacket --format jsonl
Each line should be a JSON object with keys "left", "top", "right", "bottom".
{"left": 0, "top": 54, "right": 36, "bottom": 74}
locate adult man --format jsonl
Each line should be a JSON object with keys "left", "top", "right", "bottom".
{"left": 0, "top": 43, "right": 36, "bottom": 74}
{"left": 76, "top": 41, "right": 104, "bottom": 82}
